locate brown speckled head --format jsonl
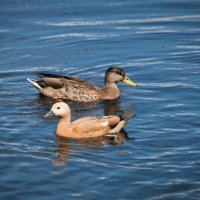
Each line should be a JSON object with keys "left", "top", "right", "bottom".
{"left": 105, "top": 67, "right": 126, "bottom": 84}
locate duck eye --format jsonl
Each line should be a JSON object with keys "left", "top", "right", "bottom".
{"left": 57, "top": 107, "right": 60, "bottom": 109}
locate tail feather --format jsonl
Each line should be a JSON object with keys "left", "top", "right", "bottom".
{"left": 38, "top": 73, "right": 66, "bottom": 79}
{"left": 27, "top": 78, "right": 42, "bottom": 90}
{"left": 119, "top": 112, "right": 135, "bottom": 122}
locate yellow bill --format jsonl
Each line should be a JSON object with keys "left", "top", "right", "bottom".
{"left": 122, "top": 76, "right": 137, "bottom": 87}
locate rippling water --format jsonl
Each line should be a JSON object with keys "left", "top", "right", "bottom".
{"left": 1, "top": 0, "right": 200, "bottom": 199}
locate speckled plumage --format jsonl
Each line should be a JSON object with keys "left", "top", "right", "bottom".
{"left": 27, "top": 67, "right": 137, "bottom": 102}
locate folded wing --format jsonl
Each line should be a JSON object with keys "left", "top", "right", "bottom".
{"left": 72, "top": 117, "right": 111, "bottom": 138}
{"left": 38, "top": 73, "right": 99, "bottom": 90}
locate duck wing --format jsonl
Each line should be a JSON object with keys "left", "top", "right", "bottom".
{"left": 72, "top": 117, "right": 110, "bottom": 137}
{"left": 38, "top": 73, "right": 100, "bottom": 90}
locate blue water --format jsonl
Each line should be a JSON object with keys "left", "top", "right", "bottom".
{"left": 1, "top": 0, "right": 200, "bottom": 199}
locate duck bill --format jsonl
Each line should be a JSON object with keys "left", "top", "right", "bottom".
{"left": 43, "top": 110, "right": 55, "bottom": 118}
{"left": 122, "top": 76, "right": 137, "bottom": 87}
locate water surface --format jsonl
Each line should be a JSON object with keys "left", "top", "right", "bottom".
{"left": 1, "top": 0, "right": 200, "bottom": 199}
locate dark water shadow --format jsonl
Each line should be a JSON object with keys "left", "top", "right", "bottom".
{"left": 103, "top": 98, "right": 135, "bottom": 120}
{"left": 36, "top": 94, "right": 100, "bottom": 111}
{"left": 37, "top": 95, "right": 135, "bottom": 117}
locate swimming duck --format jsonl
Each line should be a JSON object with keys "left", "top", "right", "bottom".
{"left": 27, "top": 67, "right": 137, "bottom": 102}
{"left": 44, "top": 102, "right": 127, "bottom": 139}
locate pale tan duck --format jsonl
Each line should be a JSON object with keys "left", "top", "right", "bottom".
{"left": 27, "top": 67, "right": 137, "bottom": 102}
{"left": 44, "top": 102, "right": 127, "bottom": 139}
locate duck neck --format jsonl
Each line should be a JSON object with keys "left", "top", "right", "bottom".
{"left": 102, "top": 81, "right": 120, "bottom": 100}
{"left": 59, "top": 115, "right": 71, "bottom": 124}
{"left": 56, "top": 115, "right": 71, "bottom": 137}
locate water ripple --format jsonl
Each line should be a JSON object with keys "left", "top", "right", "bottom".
{"left": 1, "top": 1, "right": 200, "bottom": 200}
{"left": 36, "top": 14, "right": 200, "bottom": 27}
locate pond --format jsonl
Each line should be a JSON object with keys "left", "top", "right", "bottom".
{"left": 0, "top": 0, "right": 200, "bottom": 199}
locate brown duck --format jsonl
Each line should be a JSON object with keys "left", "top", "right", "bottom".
{"left": 44, "top": 102, "right": 127, "bottom": 139}
{"left": 27, "top": 67, "right": 137, "bottom": 102}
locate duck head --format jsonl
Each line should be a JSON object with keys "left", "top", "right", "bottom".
{"left": 44, "top": 102, "right": 71, "bottom": 119}
{"left": 105, "top": 67, "right": 137, "bottom": 86}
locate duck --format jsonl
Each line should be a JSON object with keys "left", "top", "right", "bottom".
{"left": 44, "top": 102, "right": 128, "bottom": 139}
{"left": 27, "top": 66, "right": 137, "bottom": 102}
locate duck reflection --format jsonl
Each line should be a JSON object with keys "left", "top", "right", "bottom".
{"left": 53, "top": 129, "right": 129, "bottom": 166}
{"left": 38, "top": 95, "right": 134, "bottom": 120}
{"left": 37, "top": 94, "right": 98, "bottom": 111}
{"left": 103, "top": 98, "right": 134, "bottom": 118}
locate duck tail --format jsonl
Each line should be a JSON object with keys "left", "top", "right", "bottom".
{"left": 119, "top": 112, "right": 135, "bottom": 122}
{"left": 27, "top": 78, "right": 43, "bottom": 90}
